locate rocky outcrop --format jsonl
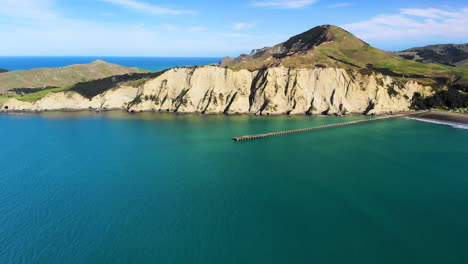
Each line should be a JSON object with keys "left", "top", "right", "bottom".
{"left": 1, "top": 66, "right": 432, "bottom": 115}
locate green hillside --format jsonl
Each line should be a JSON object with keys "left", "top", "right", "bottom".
{"left": 0, "top": 71, "right": 163, "bottom": 104}
{"left": 0, "top": 60, "right": 146, "bottom": 94}
{"left": 395, "top": 44, "right": 468, "bottom": 67}
{"left": 222, "top": 25, "right": 468, "bottom": 84}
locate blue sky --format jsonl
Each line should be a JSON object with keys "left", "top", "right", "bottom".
{"left": 0, "top": 0, "right": 467, "bottom": 56}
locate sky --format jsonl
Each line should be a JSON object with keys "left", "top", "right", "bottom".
{"left": 0, "top": 0, "right": 467, "bottom": 57}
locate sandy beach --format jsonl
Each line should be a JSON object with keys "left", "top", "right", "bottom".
{"left": 411, "top": 111, "right": 468, "bottom": 124}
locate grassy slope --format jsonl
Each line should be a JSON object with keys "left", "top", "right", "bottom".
{"left": 0, "top": 71, "right": 164, "bottom": 106}
{"left": 0, "top": 86, "right": 72, "bottom": 104}
{"left": 306, "top": 27, "right": 468, "bottom": 80}
{"left": 226, "top": 26, "right": 468, "bottom": 82}
{"left": 0, "top": 60, "right": 146, "bottom": 93}
{"left": 395, "top": 44, "right": 468, "bottom": 67}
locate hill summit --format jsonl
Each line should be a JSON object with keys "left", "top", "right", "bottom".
{"left": 0, "top": 60, "right": 146, "bottom": 94}
{"left": 221, "top": 25, "right": 468, "bottom": 84}
{"left": 221, "top": 25, "right": 370, "bottom": 70}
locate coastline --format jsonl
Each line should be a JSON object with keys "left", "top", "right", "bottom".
{"left": 0, "top": 107, "right": 414, "bottom": 117}
{"left": 2, "top": 109, "right": 468, "bottom": 129}
{"left": 410, "top": 111, "right": 468, "bottom": 124}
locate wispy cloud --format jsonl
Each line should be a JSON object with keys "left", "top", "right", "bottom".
{"left": 161, "top": 24, "right": 178, "bottom": 31}
{"left": 400, "top": 8, "right": 461, "bottom": 18}
{"left": 0, "top": 0, "right": 58, "bottom": 20}
{"left": 342, "top": 7, "right": 468, "bottom": 41}
{"left": 0, "top": 0, "right": 279, "bottom": 56}
{"left": 100, "top": 0, "right": 196, "bottom": 15}
{"left": 233, "top": 22, "right": 257, "bottom": 30}
{"left": 251, "top": 0, "right": 317, "bottom": 9}
{"left": 188, "top": 26, "right": 208, "bottom": 32}
{"left": 328, "top": 3, "right": 352, "bottom": 8}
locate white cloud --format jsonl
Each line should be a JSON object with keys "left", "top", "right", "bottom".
{"left": 188, "top": 26, "right": 208, "bottom": 32}
{"left": 161, "top": 24, "right": 178, "bottom": 31}
{"left": 0, "top": 0, "right": 300, "bottom": 56}
{"left": 233, "top": 22, "right": 257, "bottom": 30}
{"left": 328, "top": 3, "right": 352, "bottom": 8}
{"left": 400, "top": 8, "right": 461, "bottom": 19}
{"left": 251, "top": 0, "right": 317, "bottom": 9}
{"left": 0, "top": 0, "right": 58, "bottom": 20}
{"left": 0, "top": 1, "right": 262, "bottom": 56}
{"left": 342, "top": 8, "right": 468, "bottom": 41}
{"left": 100, "top": 0, "right": 196, "bottom": 15}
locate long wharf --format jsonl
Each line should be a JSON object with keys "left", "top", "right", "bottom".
{"left": 232, "top": 113, "right": 419, "bottom": 142}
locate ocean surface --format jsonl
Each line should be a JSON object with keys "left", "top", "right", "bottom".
{"left": 0, "top": 112, "right": 467, "bottom": 264}
{"left": 0, "top": 57, "right": 221, "bottom": 71}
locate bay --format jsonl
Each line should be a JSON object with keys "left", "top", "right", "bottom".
{"left": 0, "top": 112, "right": 467, "bottom": 264}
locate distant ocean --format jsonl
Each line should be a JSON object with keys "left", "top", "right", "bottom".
{"left": 0, "top": 57, "right": 222, "bottom": 71}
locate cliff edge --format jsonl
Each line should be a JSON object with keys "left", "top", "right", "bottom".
{"left": 1, "top": 66, "right": 432, "bottom": 115}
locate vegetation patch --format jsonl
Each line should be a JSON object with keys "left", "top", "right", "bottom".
{"left": 358, "top": 67, "right": 375, "bottom": 76}
{"left": 0, "top": 96, "right": 11, "bottom": 105}
{"left": 375, "top": 76, "right": 384, "bottom": 87}
{"left": 125, "top": 78, "right": 150, "bottom": 88}
{"left": 0, "top": 85, "right": 73, "bottom": 103}
{"left": 412, "top": 85, "right": 468, "bottom": 110}
{"left": 71, "top": 71, "right": 166, "bottom": 99}
{"left": 387, "top": 84, "right": 399, "bottom": 97}
{"left": 126, "top": 94, "right": 144, "bottom": 110}
{"left": 394, "top": 80, "right": 406, "bottom": 90}
{"left": 345, "top": 69, "right": 356, "bottom": 80}
{"left": 9, "top": 87, "right": 59, "bottom": 94}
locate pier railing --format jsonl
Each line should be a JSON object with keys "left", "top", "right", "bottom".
{"left": 233, "top": 113, "right": 416, "bottom": 142}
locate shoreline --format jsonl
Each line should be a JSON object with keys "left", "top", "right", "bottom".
{"left": 2, "top": 109, "right": 467, "bottom": 130}
{"left": 2, "top": 109, "right": 467, "bottom": 125}
{"left": 410, "top": 111, "right": 468, "bottom": 125}
{"left": 0, "top": 108, "right": 413, "bottom": 117}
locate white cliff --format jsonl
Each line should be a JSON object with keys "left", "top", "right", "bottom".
{"left": 1, "top": 66, "right": 432, "bottom": 115}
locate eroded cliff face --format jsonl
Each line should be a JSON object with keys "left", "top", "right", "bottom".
{"left": 129, "top": 66, "right": 432, "bottom": 115}
{"left": 1, "top": 66, "right": 432, "bottom": 115}
{"left": 2, "top": 86, "right": 138, "bottom": 112}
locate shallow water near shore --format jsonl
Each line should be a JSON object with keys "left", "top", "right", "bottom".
{"left": 1, "top": 112, "right": 467, "bottom": 264}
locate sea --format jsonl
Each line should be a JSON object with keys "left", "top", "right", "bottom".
{"left": 0, "top": 56, "right": 221, "bottom": 71}
{"left": 0, "top": 57, "right": 468, "bottom": 264}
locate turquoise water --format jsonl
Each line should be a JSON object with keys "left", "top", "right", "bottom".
{"left": 0, "top": 57, "right": 221, "bottom": 71}
{"left": 0, "top": 113, "right": 467, "bottom": 264}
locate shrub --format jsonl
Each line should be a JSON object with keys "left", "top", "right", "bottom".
{"left": 411, "top": 86, "right": 468, "bottom": 110}
{"left": 387, "top": 84, "right": 399, "bottom": 97}
{"left": 71, "top": 71, "right": 166, "bottom": 99}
